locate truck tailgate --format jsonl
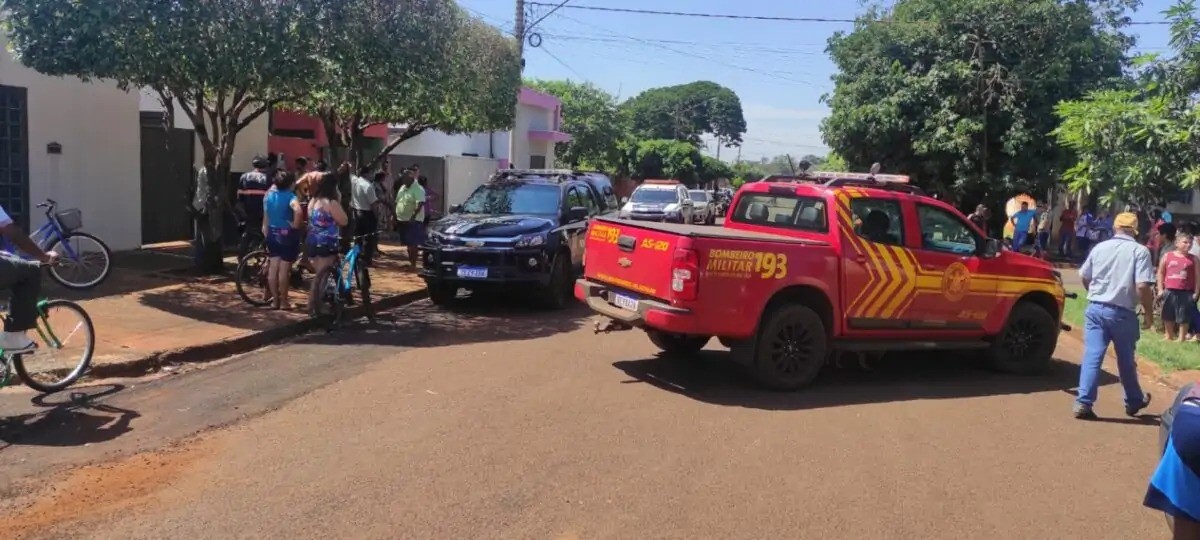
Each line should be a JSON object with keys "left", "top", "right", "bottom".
{"left": 584, "top": 220, "right": 683, "bottom": 302}
{"left": 584, "top": 217, "right": 818, "bottom": 304}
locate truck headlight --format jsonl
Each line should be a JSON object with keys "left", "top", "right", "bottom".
{"left": 515, "top": 233, "right": 547, "bottom": 248}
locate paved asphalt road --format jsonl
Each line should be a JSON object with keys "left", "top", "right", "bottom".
{"left": 0, "top": 297, "right": 1174, "bottom": 539}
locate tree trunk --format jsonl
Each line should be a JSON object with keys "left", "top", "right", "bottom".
{"left": 193, "top": 149, "right": 227, "bottom": 275}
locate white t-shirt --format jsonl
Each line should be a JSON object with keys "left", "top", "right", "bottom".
{"left": 0, "top": 204, "right": 12, "bottom": 227}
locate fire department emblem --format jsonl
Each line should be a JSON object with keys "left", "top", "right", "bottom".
{"left": 941, "top": 262, "right": 970, "bottom": 302}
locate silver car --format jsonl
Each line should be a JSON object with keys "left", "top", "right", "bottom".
{"left": 688, "top": 189, "right": 718, "bottom": 225}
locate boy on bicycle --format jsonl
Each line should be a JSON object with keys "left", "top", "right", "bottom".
{"left": 0, "top": 203, "right": 59, "bottom": 352}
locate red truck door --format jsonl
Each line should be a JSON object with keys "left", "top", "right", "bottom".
{"left": 908, "top": 202, "right": 996, "bottom": 330}
{"left": 835, "top": 192, "right": 918, "bottom": 332}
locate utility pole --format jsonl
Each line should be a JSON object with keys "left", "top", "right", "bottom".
{"left": 508, "top": 0, "right": 526, "bottom": 169}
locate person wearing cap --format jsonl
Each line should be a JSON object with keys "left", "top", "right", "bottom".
{"left": 237, "top": 155, "right": 272, "bottom": 258}
{"left": 1074, "top": 211, "right": 1156, "bottom": 420}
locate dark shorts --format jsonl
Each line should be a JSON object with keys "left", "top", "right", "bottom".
{"left": 1162, "top": 289, "right": 1197, "bottom": 324}
{"left": 403, "top": 221, "right": 426, "bottom": 247}
{"left": 306, "top": 242, "right": 339, "bottom": 259}
{"left": 266, "top": 226, "right": 300, "bottom": 262}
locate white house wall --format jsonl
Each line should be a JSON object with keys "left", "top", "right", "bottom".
{"left": 2, "top": 34, "right": 143, "bottom": 251}
{"left": 444, "top": 155, "right": 502, "bottom": 208}
{"left": 139, "top": 88, "right": 268, "bottom": 173}
{"left": 389, "top": 104, "right": 558, "bottom": 169}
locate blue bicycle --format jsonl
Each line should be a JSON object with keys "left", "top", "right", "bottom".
{"left": 312, "top": 232, "right": 376, "bottom": 330}
{"left": 0, "top": 199, "right": 112, "bottom": 290}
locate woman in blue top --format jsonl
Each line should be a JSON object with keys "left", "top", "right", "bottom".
{"left": 306, "top": 172, "right": 348, "bottom": 313}
{"left": 262, "top": 171, "right": 303, "bottom": 310}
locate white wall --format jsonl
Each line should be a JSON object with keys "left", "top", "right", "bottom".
{"left": 444, "top": 155, "right": 502, "bottom": 209}
{"left": 138, "top": 88, "right": 268, "bottom": 172}
{"left": 1167, "top": 189, "right": 1200, "bottom": 217}
{"left": 390, "top": 130, "right": 497, "bottom": 159}
{"left": 2, "top": 34, "right": 143, "bottom": 251}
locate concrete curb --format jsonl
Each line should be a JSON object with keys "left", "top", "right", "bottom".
{"left": 86, "top": 289, "right": 428, "bottom": 380}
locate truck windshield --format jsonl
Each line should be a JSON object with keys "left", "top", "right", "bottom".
{"left": 732, "top": 193, "right": 828, "bottom": 232}
{"left": 631, "top": 189, "right": 678, "bottom": 203}
{"left": 688, "top": 190, "right": 709, "bottom": 202}
{"left": 459, "top": 182, "right": 561, "bottom": 215}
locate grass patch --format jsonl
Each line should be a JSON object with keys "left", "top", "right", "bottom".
{"left": 1062, "top": 294, "right": 1200, "bottom": 372}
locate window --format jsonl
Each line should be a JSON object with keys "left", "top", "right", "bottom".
{"left": 529, "top": 155, "right": 547, "bottom": 168}
{"left": 459, "top": 182, "right": 561, "bottom": 215}
{"left": 849, "top": 198, "right": 904, "bottom": 246}
{"left": 916, "top": 205, "right": 979, "bottom": 255}
{"left": 731, "top": 194, "right": 828, "bottom": 232}
{"left": 569, "top": 185, "right": 598, "bottom": 214}
{"left": 601, "top": 186, "right": 618, "bottom": 210}
{"left": 688, "top": 190, "right": 709, "bottom": 202}
{"left": 630, "top": 188, "right": 679, "bottom": 204}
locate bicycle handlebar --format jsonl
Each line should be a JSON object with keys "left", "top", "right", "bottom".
{"left": 36, "top": 199, "right": 57, "bottom": 210}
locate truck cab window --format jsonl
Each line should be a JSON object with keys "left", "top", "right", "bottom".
{"left": 849, "top": 198, "right": 904, "bottom": 246}
{"left": 916, "top": 204, "right": 979, "bottom": 255}
{"left": 566, "top": 186, "right": 587, "bottom": 211}
{"left": 731, "top": 194, "right": 827, "bottom": 232}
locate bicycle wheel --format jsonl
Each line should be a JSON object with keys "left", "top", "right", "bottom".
{"left": 355, "top": 259, "right": 373, "bottom": 321}
{"left": 236, "top": 250, "right": 272, "bottom": 307}
{"left": 313, "top": 266, "right": 343, "bottom": 329}
{"left": 14, "top": 299, "right": 95, "bottom": 393}
{"left": 47, "top": 232, "right": 112, "bottom": 289}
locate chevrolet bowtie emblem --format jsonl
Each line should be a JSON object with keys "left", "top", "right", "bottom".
{"left": 618, "top": 257, "right": 632, "bottom": 268}
{"left": 465, "top": 240, "right": 484, "bottom": 247}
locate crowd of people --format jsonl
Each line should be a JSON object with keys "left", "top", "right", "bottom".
{"left": 232, "top": 154, "right": 436, "bottom": 314}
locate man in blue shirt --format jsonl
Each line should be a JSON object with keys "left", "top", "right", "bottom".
{"left": 1147, "top": 383, "right": 1200, "bottom": 539}
{"left": 1075, "top": 212, "right": 1156, "bottom": 419}
{"left": 1010, "top": 202, "right": 1037, "bottom": 252}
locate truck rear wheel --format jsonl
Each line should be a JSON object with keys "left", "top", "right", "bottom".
{"left": 538, "top": 253, "right": 573, "bottom": 310}
{"left": 987, "top": 301, "right": 1056, "bottom": 375}
{"left": 647, "top": 331, "right": 709, "bottom": 356}
{"left": 750, "top": 304, "right": 828, "bottom": 391}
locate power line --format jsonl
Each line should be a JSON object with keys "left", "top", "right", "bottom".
{"left": 536, "top": 45, "right": 588, "bottom": 81}
{"left": 552, "top": 12, "right": 820, "bottom": 88}
{"left": 527, "top": 2, "right": 1171, "bottom": 26}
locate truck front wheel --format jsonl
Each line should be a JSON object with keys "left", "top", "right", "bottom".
{"left": 647, "top": 331, "right": 710, "bottom": 355}
{"left": 751, "top": 304, "right": 828, "bottom": 391}
{"left": 987, "top": 302, "right": 1057, "bottom": 375}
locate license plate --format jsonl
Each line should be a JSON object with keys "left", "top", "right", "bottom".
{"left": 456, "top": 266, "right": 488, "bottom": 279}
{"left": 612, "top": 293, "right": 638, "bottom": 312}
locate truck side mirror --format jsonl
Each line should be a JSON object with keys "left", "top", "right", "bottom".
{"left": 449, "top": 204, "right": 463, "bottom": 214}
{"left": 568, "top": 206, "right": 589, "bottom": 222}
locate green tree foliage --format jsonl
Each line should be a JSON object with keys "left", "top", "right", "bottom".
{"left": 631, "top": 139, "right": 702, "bottom": 184}
{"left": 302, "top": 1, "right": 520, "bottom": 170}
{"left": 2, "top": 0, "right": 318, "bottom": 270}
{"left": 1054, "top": 0, "right": 1200, "bottom": 203}
{"left": 731, "top": 161, "right": 769, "bottom": 186}
{"left": 621, "top": 81, "right": 747, "bottom": 147}
{"left": 821, "top": 153, "right": 850, "bottom": 172}
{"left": 525, "top": 79, "right": 624, "bottom": 171}
{"left": 821, "top": 0, "right": 1135, "bottom": 201}
{"left": 698, "top": 156, "right": 733, "bottom": 185}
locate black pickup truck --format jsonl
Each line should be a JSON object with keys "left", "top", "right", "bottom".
{"left": 421, "top": 169, "right": 619, "bottom": 308}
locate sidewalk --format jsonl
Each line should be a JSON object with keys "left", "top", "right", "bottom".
{"left": 44, "top": 241, "right": 427, "bottom": 379}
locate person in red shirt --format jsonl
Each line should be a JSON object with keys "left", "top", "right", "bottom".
{"left": 1058, "top": 202, "right": 1078, "bottom": 257}
{"left": 1158, "top": 233, "right": 1200, "bottom": 342}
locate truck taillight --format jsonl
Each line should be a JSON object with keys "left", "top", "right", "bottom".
{"left": 671, "top": 247, "right": 699, "bottom": 301}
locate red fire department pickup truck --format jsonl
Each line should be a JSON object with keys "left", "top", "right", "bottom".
{"left": 575, "top": 171, "right": 1068, "bottom": 390}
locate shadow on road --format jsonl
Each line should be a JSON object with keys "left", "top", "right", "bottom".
{"left": 295, "top": 294, "right": 592, "bottom": 349}
{"left": 0, "top": 384, "right": 139, "bottom": 449}
{"left": 613, "top": 351, "right": 1136, "bottom": 413}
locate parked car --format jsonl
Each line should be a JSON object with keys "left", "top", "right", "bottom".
{"left": 421, "top": 169, "right": 608, "bottom": 309}
{"left": 578, "top": 169, "right": 1067, "bottom": 391}
{"left": 688, "top": 189, "right": 718, "bottom": 225}
{"left": 618, "top": 180, "right": 693, "bottom": 224}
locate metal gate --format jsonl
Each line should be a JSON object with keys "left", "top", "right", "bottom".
{"left": 140, "top": 114, "right": 196, "bottom": 244}
{"left": 0, "top": 85, "right": 29, "bottom": 230}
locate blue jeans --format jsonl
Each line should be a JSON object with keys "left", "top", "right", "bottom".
{"left": 1077, "top": 302, "right": 1146, "bottom": 407}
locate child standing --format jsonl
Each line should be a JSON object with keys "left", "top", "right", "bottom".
{"left": 1158, "top": 233, "right": 1200, "bottom": 342}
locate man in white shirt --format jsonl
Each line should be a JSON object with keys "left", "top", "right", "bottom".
{"left": 350, "top": 166, "right": 381, "bottom": 265}
{"left": 0, "top": 204, "right": 59, "bottom": 352}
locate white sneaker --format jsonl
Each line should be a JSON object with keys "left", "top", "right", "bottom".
{"left": 0, "top": 332, "right": 36, "bottom": 354}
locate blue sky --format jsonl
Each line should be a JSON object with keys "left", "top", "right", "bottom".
{"left": 458, "top": 0, "right": 1181, "bottom": 162}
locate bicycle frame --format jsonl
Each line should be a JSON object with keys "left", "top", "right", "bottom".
{"left": 0, "top": 206, "right": 83, "bottom": 261}
{"left": 0, "top": 300, "right": 65, "bottom": 388}
{"left": 335, "top": 242, "right": 364, "bottom": 295}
